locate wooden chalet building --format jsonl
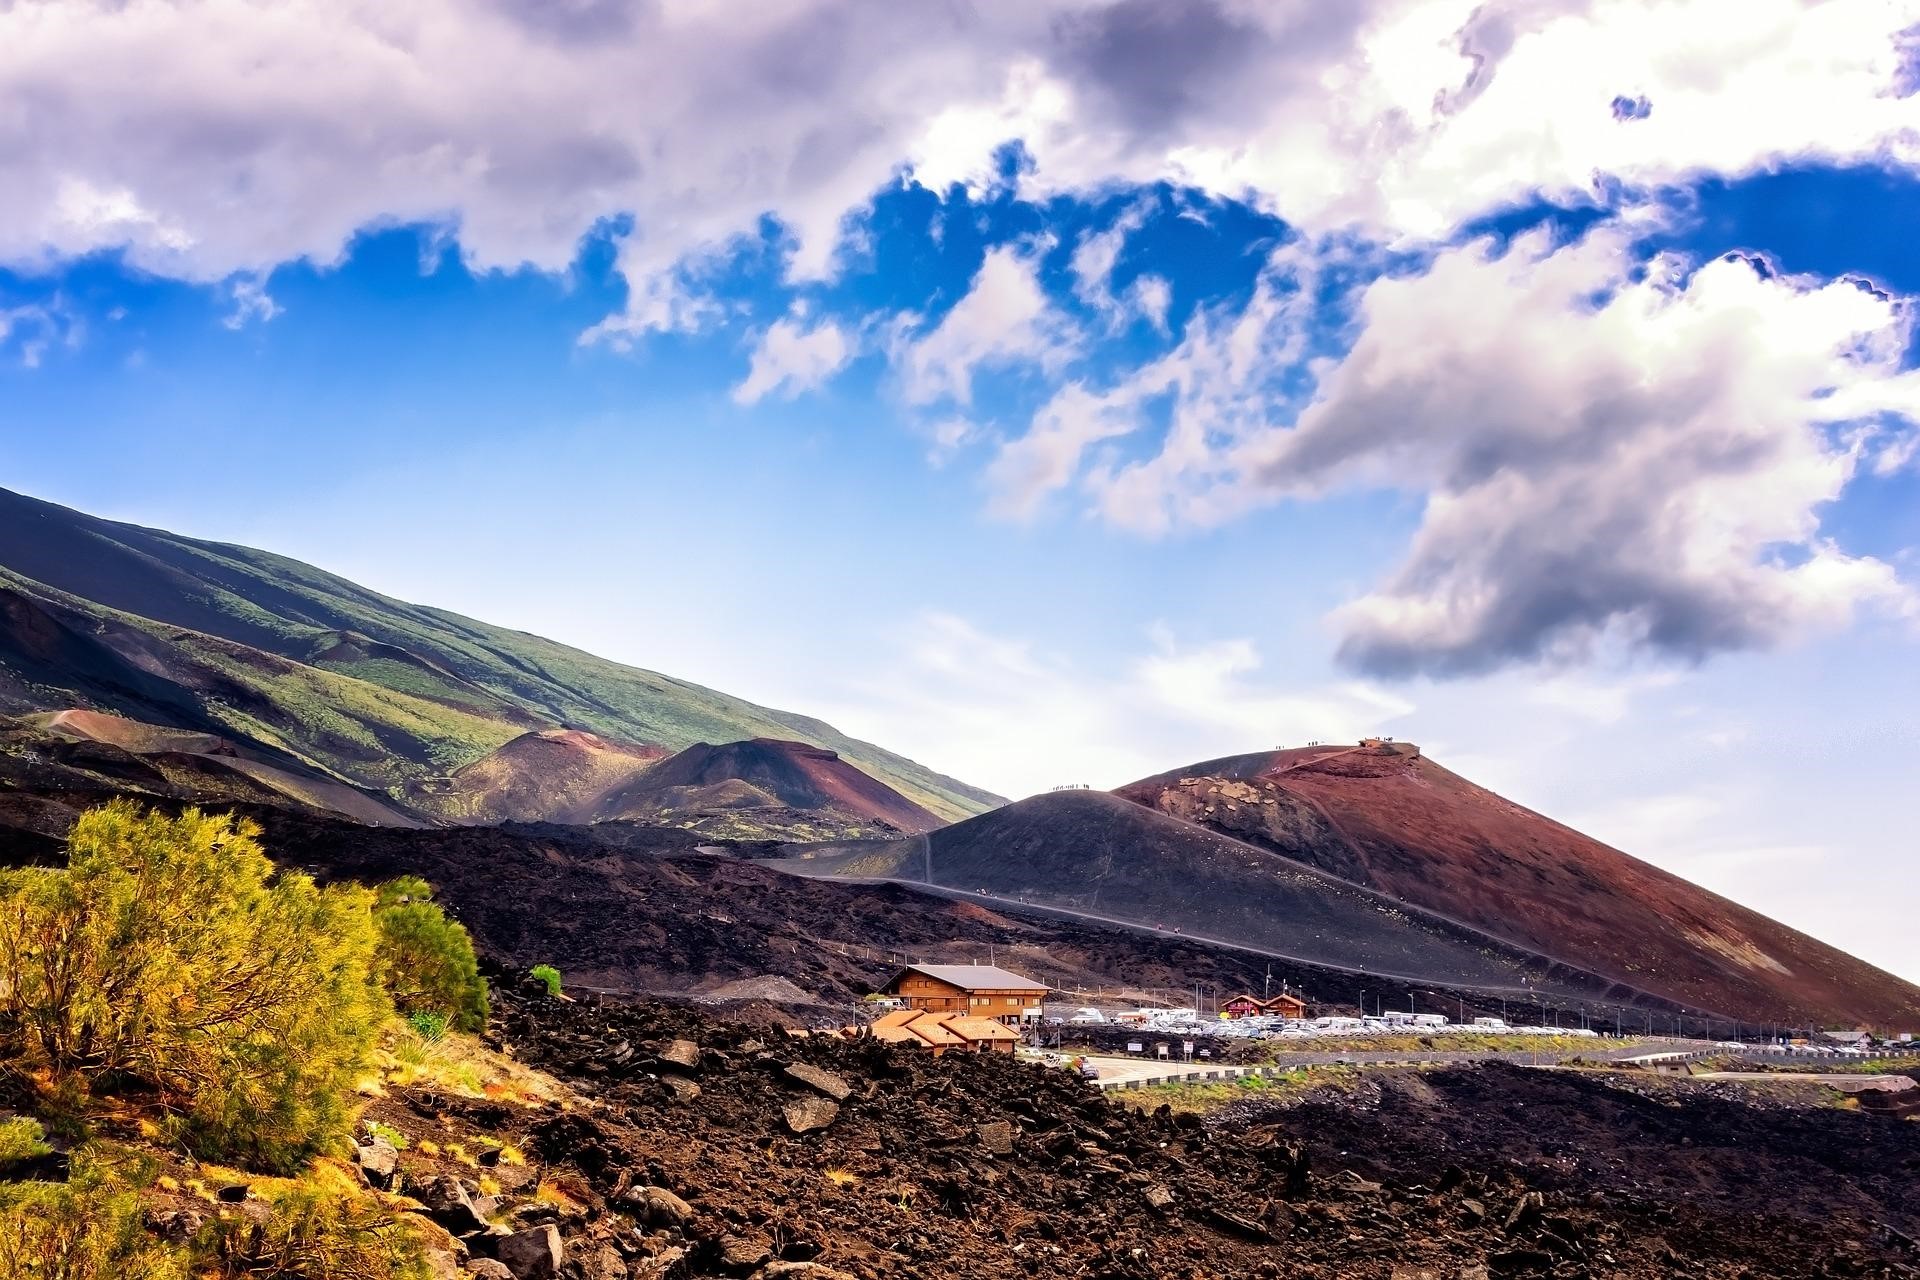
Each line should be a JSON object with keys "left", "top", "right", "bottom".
{"left": 879, "top": 964, "right": 1048, "bottom": 1027}
{"left": 1219, "top": 992, "right": 1309, "bottom": 1020}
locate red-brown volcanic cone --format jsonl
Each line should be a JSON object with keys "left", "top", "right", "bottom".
{"left": 1118, "top": 743, "right": 1920, "bottom": 1028}
{"left": 593, "top": 738, "right": 944, "bottom": 834}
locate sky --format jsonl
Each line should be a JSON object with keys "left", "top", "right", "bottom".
{"left": 2, "top": 0, "right": 1919, "bottom": 982}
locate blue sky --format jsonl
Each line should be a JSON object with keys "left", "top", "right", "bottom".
{"left": 2, "top": 0, "right": 1918, "bottom": 984}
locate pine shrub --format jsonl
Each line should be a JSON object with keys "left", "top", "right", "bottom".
{"left": 372, "top": 878, "right": 488, "bottom": 1033}
{"left": 0, "top": 802, "right": 389, "bottom": 1173}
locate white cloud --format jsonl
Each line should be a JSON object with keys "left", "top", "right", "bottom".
{"left": 5, "top": 0, "right": 1914, "bottom": 338}
{"left": 1069, "top": 201, "right": 1171, "bottom": 334}
{"left": 0, "top": 296, "right": 78, "bottom": 367}
{"left": 732, "top": 314, "right": 852, "bottom": 405}
{"left": 222, "top": 273, "right": 281, "bottom": 330}
{"left": 817, "top": 611, "right": 1414, "bottom": 799}
{"left": 988, "top": 234, "right": 1342, "bottom": 523}
{"left": 896, "top": 244, "right": 1075, "bottom": 406}
{"left": 1003, "top": 226, "right": 1918, "bottom": 674}
{"left": 1261, "top": 232, "right": 1918, "bottom": 674}
{"left": 922, "top": 416, "right": 983, "bottom": 466}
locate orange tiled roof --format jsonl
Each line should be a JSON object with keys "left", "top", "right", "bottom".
{"left": 938, "top": 1015, "right": 1021, "bottom": 1043}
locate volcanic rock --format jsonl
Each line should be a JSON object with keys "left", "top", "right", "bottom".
{"left": 782, "top": 1097, "right": 840, "bottom": 1134}
{"left": 657, "top": 1039, "right": 701, "bottom": 1072}
{"left": 623, "top": 1185, "right": 694, "bottom": 1229}
{"left": 783, "top": 1063, "right": 852, "bottom": 1102}
{"left": 355, "top": 1135, "right": 400, "bottom": 1188}
{"left": 497, "top": 1224, "right": 563, "bottom": 1279}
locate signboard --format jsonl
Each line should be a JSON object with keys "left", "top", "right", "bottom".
{"left": 1127, "top": 1042, "right": 1144, "bottom": 1054}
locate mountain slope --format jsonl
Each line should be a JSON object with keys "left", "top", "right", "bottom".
{"left": 1115, "top": 742, "right": 1920, "bottom": 1028}
{"left": 592, "top": 738, "right": 944, "bottom": 835}
{"left": 0, "top": 487, "right": 999, "bottom": 821}
{"left": 405, "top": 728, "right": 669, "bottom": 824}
{"left": 776, "top": 789, "right": 1652, "bottom": 1002}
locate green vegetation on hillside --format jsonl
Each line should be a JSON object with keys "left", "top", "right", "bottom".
{"left": 0, "top": 488, "right": 1001, "bottom": 821}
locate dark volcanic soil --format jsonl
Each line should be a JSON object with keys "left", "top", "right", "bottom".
{"left": 787, "top": 790, "right": 1649, "bottom": 1008}
{"left": 440, "top": 979, "right": 1920, "bottom": 1280}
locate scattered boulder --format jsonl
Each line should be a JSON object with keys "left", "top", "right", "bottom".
{"left": 753, "top": 1264, "right": 859, "bottom": 1280}
{"left": 718, "top": 1234, "right": 773, "bottom": 1271}
{"left": 143, "top": 1206, "right": 207, "bottom": 1242}
{"left": 782, "top": 1063, "right": 851, "bottom": 1102}
{"left": 663, "top": 1077, "right": 702, "bottom": 1104}
{"left": 1143, "top": 1183, "right": 1176, "bottom": 1213}
{"left": 417, "top": 1174, "right": 496, "bottom": 1236}
{"left": 355, "top": 1136, "right": 400, "bottom": 1189}
{"left": 466, "top": 1261, "right": 515, "bottom": 1280}
{"left": 578, "top": 1242, "right": 631, "bottom": 1280}
{"left": 623, "top": 1185, "right": 695, "bottom": 1229}
{"left": 497, "top": 1224, "right": 564, "bottom": 1280}
{"left": 976, "top": 1120, "right": 1015, "bottom": 1156}
{"left": 632, "top": 1247, "right": 690, "bottom": 1279}
{"left": 657, "top": 1039, "right": 702, "bottom": 1072}
{"left": 783, "top": 1097, "right": 840, "bottom": 1134}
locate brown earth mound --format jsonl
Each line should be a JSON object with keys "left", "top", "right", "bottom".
{"left": 435, "top": 977, "right": 1920, "bottom": 1280}
{"left": 594, "top": 738, "right": 944, "bottom": 836}
{"left": 1117, "top": 743, "right": 1920, "bottom": 1028}
{"left": 407, "top": 727, "right": 668, "bottom": 824}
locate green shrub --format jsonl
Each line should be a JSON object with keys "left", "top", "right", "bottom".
{"left": 200, "top": 1171, "right": 427, "bottom": 1280}
{"left": 530, "top": 964, "right": 562, "bottom": 997}
{"left": 0, "top": 802, "right": 389, "bottom": 1173}
{"left": 405, "top": 1010, "right": 449, "bottom": 1042}
{"left": 0, "top": 1156, "right": 186, "bottom": 1280}
{"left": 373, "top": 879, "right": 488, "bottom": 1033}
{"left": 0, "top": 1117, "right": 51, "bottom": 1165}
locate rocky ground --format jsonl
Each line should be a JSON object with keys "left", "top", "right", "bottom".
{"left": 373, "top": 976, "right": 1920, "bottom": 1280}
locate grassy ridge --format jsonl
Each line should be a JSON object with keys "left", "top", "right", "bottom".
{"left": 0, "top": 488, "right": 1001, "bottom": 820}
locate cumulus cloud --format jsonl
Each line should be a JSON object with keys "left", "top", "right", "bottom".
{"left": 896, "top": 244, "right": 1074, "bottom": 406}
{"left": 4, "top": 0, "right": 1915, "bottom": 336}
{"left": 1263, "top": 233, "right": 1917, "bottom": 675}
{"left": 732, "top": 314, "right": 852, "bottom": 405}
{"left": 1038, "top": 227, "right": 1918, "bottom": 675}
{"left": 816, "top": 611, "right": 1414, "bottom": 799}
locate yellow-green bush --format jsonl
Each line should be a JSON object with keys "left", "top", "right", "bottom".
{"left": 0, "top": 1158, "right": 186, "bottom": 1280}
{"left": 0, "top": 1117, "right": 51, "bottom": 1165}
{"left": 200, "top": 1173, "right": 427, "bottom": 1280}
{"left": 373, "top": 877, "right": 488, "bottom": 1033}
{"left": 0, "top": 802, "right": 389, "bottom": 1173}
